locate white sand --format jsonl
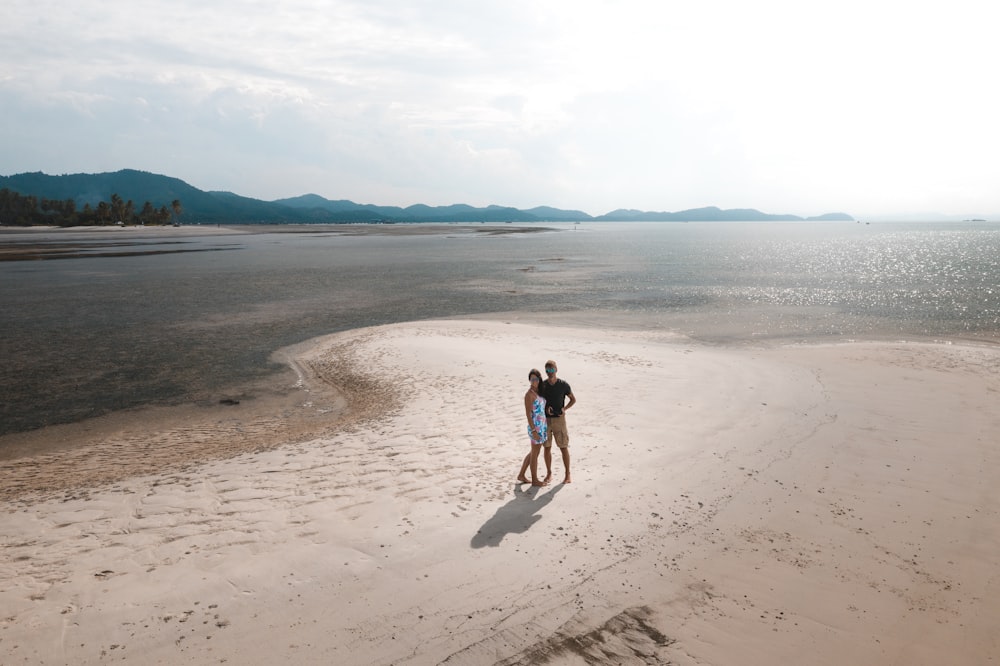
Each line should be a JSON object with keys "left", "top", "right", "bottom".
{"left": 2, "top": 319, "right": 999, "bottom": 665}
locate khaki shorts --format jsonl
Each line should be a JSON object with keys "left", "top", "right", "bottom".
{"left": 544, "top": 415, "right": 569, "bottom": 448}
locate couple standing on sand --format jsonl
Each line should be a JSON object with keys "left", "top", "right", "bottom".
{"left": 518, "top": 359, "right": 576, "bottom": 486}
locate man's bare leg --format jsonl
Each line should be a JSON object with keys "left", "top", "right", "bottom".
{"left": 542, "top": 446, "right": 553, "bottom": 484}
{"left": 560, "top": 446, "right": 572, "bottom": 483}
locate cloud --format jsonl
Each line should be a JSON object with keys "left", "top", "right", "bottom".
{"left": 2, "top": 0, "right": 999, "bottom": 216}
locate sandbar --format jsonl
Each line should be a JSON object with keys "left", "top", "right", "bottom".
{"left": 2, "top": 319, "right": 998, "bottom": 664}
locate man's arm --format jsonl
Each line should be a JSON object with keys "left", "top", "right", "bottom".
{"left": 564, "top": 391, "right": 576, "bottom": 411}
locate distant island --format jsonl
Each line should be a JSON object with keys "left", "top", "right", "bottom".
{"left": 0, "top": 169, "right": 855, "bottom": 226}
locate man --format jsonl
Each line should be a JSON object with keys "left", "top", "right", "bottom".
{"left": 538, "top": 359, "right": 576, "bottom": 484}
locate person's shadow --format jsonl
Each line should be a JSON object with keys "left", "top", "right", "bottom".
{"left": 471, "top": 484, "right": 564, "bottom": 548}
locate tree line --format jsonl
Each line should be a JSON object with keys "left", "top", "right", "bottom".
{"left": 0, "top": 188, "right": 183, "bottom": 227}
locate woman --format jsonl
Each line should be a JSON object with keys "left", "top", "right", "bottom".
{"left": 517, "top": 369, "right": 549, "bottom": 486}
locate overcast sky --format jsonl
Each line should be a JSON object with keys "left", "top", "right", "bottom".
{"left": 2, "top": 1, "right": 997, "bottom": 218}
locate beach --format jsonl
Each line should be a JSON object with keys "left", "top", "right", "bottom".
{"left": 2, "top": 318, "right": 999, "bottom": 664}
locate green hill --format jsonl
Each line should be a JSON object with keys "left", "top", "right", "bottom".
{"left": 0, "top": 170, "right": 313, "bottom": 223}
{"left": 595, "top": 206, "right": 853, "bottom": 222}
{"left": 1, "top": 169, "right": 854, "bottom": 224}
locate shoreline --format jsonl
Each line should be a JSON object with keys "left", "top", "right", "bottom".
{"left": 3, "top": 318, "right": 999, "bottom": 664}
{"left": 3, "top": 314, "right": 999, "bottom": 497}
{"left": 0, "top": 328, "right": 393, "bottom": 500}
{"left": 6, "top": 310, "right": 996, "bottom": 479}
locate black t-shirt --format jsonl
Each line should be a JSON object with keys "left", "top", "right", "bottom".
{"left": 539, "top": 378, "right": 572, "bottom": 417}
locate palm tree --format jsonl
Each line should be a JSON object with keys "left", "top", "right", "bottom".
{"left": 96, "top": 201, "right": 111, "bottom": 225}
{"left": 140, "top": 201, "right": 155, "bottom": 225}
{"left": 110, "top": 194, "right": 125, "bottom": 225}
{"left": 171, "top": 199, "right": 183, "bottom": 225}
{"left": 53, "top": 198, "right": 76, "bottom": 226}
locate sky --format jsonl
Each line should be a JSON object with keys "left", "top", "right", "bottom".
{"left": 2, "top": 1, "right": 997, "bottom": 219}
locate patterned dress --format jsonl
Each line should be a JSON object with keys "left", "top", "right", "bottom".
{"left": 527, "top": 393, "right": 548, "bottom": 445}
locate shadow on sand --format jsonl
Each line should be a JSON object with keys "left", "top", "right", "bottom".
{"left": 471, "top": 483, "right": 564, "bottom": 548}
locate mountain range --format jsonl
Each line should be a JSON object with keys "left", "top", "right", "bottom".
{"left": 0, "top": 169, "right": 855, "bottom": 223}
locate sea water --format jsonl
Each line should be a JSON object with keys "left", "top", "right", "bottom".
{"left": 2, "top": 221, "right": 999, "bottom": 437}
